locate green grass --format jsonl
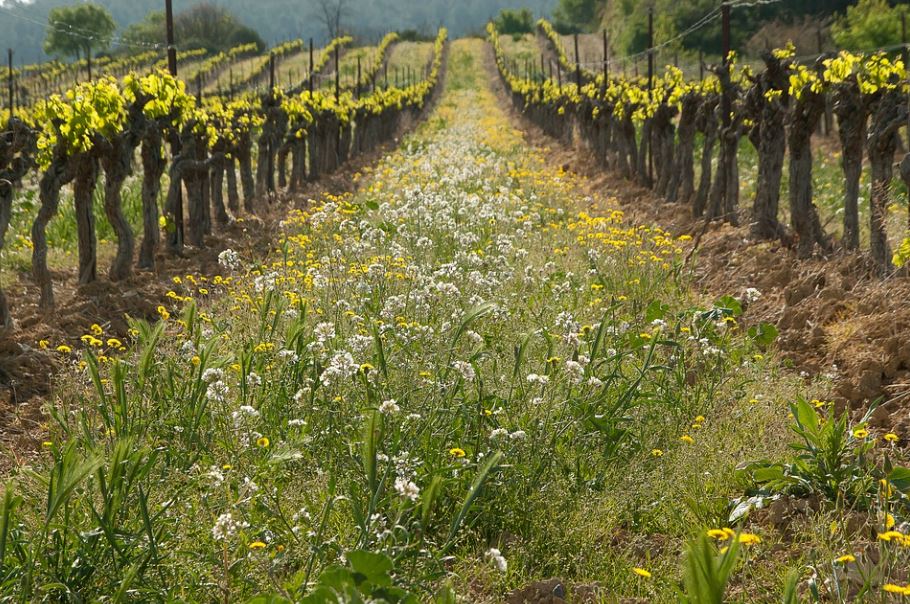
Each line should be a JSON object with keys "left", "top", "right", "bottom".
{"left": 0, "top": 38, "right": 908, "bottom": 604}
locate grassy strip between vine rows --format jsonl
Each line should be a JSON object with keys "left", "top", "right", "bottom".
{"left": 1, "top": 38, "right": 909, "bottom": 603}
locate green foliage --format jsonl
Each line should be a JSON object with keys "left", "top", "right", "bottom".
{"left": 553, "top": 0, "right": 599, "bottom": 33}
{"left": 742, "top": 399, "right": 910, "bottom": 508}
{"left": 43, "top": 2, "right": 116, "bottom": 60}
{"left": 120, "top": 10, "right": 165, "bottom": 48}
{"left": 494, "top": 8, "right": 534, "bottom": 36}
{"left": 678, "top": 533, "right": 740, "bottom": 604}
{"left": 832, "top": 0, "right": 909, "bottom": 52}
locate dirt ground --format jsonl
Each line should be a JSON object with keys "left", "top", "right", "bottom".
{"left": 483, "top": 43, "right": 910, "bottom": 440}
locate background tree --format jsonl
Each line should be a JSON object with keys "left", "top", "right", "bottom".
{"left": 175, "top": 3, "right": 265, "bottom": 53}
{"left": 494, "top": 8, "right": 534, "bottom": 35}
{"left": 43, "top": 3, "right": 115, "bottom": 62}
{"left": 120, "top": 11, "right": 165, "bottom": 48}
{"left": 315, "top": 0, "right": 352, "bottom": 40}
{"left": 553, "top": 0, "right": 599, "bottom": 33}
{"left": 832, "top": 0, "right": 909, "bottom": 51}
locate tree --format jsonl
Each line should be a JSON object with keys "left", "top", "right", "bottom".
{"left": 43, "top": 3, "right": 116, "bottom": 62}
{"left": 315, "top": 0, "right": 352, "bottom": 40}
{"left": 175, "top": 3, "right": 265, "bottom": 53}
{"left": 831, "top": 0, "right": 908, "bottom": 51}
{"left": 553, "top": 0, "right": 600, "bottom": 33}
{"left": 121, "top": 10, "right": 165, "bottom": 48}
{"left": 494, "top": 9, "right": 534, "bottom": 35}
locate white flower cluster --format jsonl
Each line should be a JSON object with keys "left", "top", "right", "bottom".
{"left": 211, "top": 512, "right": 248, "bottom": 541}
{"left": 218, "top": 248, "right": 241, "bottom": 271}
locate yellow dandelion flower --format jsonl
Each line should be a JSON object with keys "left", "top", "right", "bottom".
{"left": 256, "top": 436, "right": 270, "bottom": 448}
{"left": 651, "top": 449, "right": 663, "bottom": 457}
{"left": 884, "top": 432, "right": 899, "bottom": 443}
{"left": 632, "top": 567, "right": 651, "bottom": 579}
{"left": 835, "top": 554, "right": 856, "bottom": 564}
{"left": 249, "top": 541, "right": 267, "bottom": 550}
{"left": 449, "top": 447, "right": 466, "bottom": 458}
{"left": 737, "top": 533, "right": 761, "bottom": 545}
{"left": 852, "top": 428, "right": 869, "bottom": 439}
{"left": 679, "top": 435, "right": 694, "bottom": 444}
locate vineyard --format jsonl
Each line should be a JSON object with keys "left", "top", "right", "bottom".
{"left": 1, "top": 3, "right": 910, "bottom": 603}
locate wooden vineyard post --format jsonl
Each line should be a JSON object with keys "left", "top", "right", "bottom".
{"left": 574, "top": 33, "right": 581, "bottom": 89}
{"left": 269, "top": 52, "right": 275, "bottom": 91}
{"left": 334, "top": 44, "right": 340, "bottom": 100}
{"left": 309, "top": 38, "right": 314, "bottom": 93}
{"left": 165, "top": 0, "right": 183, "bottom": 250}
{"left": 6, "top": 49, "right": 12, "bottom": 114}
{"left": 647, "top": 6, "right": 654, "bottom": 186}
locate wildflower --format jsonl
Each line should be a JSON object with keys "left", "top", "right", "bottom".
{"left": 835, "top": 554, "right": 856, "bottom": 564}
{"left": 249, "top": 541, "right": 266, "bottom": 550}
{"left": 320, "top": 351, "right": 359, "bottom": 386}
{"left": 486, "top": 548, "right": 508, "bottom": 572}
{"left": 877, "top": 530, "right": 905, "bottom": 542}
{"left": 211, "top": 513, "right": 248, "bottom": 541}
{"left": 379, "top": 399, "right": 400, "bottom": 415}
{"left": 884, "top": 584, "right": 910, "bottom": 596}
{"left": 206, "top": 381, "right": 229, "bottom": 403}
{"left": 526, "top": 373, "right": 549, "bottom": 385}
{"left": 90, "top": 323, "right": 103, "bottom": 336}
{"left": 651, "top": 449, "right": 663, "bottom": 457}
{"left": 256, "top": 436, "right": 270, "bottom": 448}
{"left": 885, "top": 432, "right": 899, "bottom": 443}
{"left": 632, "top": 567, "right": 652, "bottom": 579}
{"left": 218, "top": 249, "right": 241, "bottom": 271}
{"left": 737, "top": 532, "right": 761, "bottom": 545}
{"left": 886, "top": 513, "right": 896, "bottom": 529}
{"left": 743, "top": 288, "right": 762, "bottom": 303}
{"left": 394, "top": 477, "right": 420, "bottom": 501}
{"left": 449, "top": 447, "right": 466, "bottom": 458}
{"left": 852, "top": 428, "right": 869, "bottom": 439}
{"left": 564, "top": 360, "right": 585, "bottom": 384}
{"left": 694, "top": 415, "right": 705, "bottom": 423}
{"left": 56, "top": 345, "right": 72, "bottom": 354}
{"left": 202, "top": 368, "right": 225, "bottom": 383}
{"left": 679, "top": 434, "right": 694, "bottom": 444}
{"left": 510, "top": 430, "right": 527, "bottom": 440}
{"left": 707, "top": 528, "right": 735, "bottom": 540}
{"left": 314, "top": 322, "right": 336, "bottom": 342}
{"left": 453, "top": 360, "right": 475, "bottom": 381}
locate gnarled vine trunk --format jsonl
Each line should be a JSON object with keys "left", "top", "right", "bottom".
{"left": 788, "top": 85, "right": 829, "bottom": 257}
{"left": 867, "top": 87, "right": 906, "bottom": 274}
{"left": 33, "top": 150, "right": 75, "bottom": 310}
{"left": 139, "top": 127, "right": 166, "bottom": 270}
{"left": 72, "top": 152, "right": 100, "bottom": 284}
{"left": 833, "top": 82, "right": 867, "bottom": 251}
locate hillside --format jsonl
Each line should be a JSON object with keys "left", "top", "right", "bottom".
{"left": 0, "top": 0, "right": 555, "bottom": 63}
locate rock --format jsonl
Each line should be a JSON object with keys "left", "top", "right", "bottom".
{"left": 506, "top": 578, "right": 567, "bottom": 604}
